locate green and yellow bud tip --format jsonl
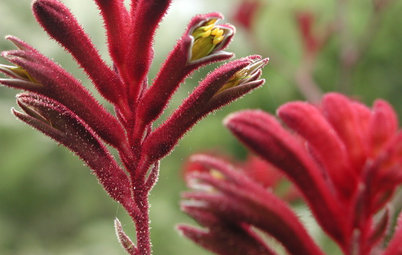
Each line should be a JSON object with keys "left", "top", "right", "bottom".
{"left": 190, "top": 19, "right": 227, "bottom": 61}
{"left": 0, "top": 64, "right": 38, "bottom": 83}
{"left": 216, "top": 58, "right": 268, "bottom": 94}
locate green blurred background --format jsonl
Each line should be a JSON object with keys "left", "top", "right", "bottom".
{"left": 0, "top": 0, "right": 401, "bottom": 254}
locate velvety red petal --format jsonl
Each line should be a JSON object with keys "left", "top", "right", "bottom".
{"left": 32, "top": 0, "right": 125, "bottom": 106}
{"left": 126, "top": 0, "right": 172, "bottom": 101}
{"left": 2, "top": 47, "right": 126, "bottom": 149}
{"left": 369, "top": 100, "right": 399, "bottom": 156}
{"left": 14, "top": 93, "right": 135, "bottom": 212}
{"left": 321, "top": 93, "right": 368, "bottom": 173}
{"left": 224, "top": 110, "right": 349, "bottom": 245}
{"left": 94, "top": 0, "right": 131, "bottom": 68}
{"left": 278, "top": 101, "right": 357, "bottom": 199}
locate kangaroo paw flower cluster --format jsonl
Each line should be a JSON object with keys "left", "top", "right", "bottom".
{"left": 0, "top": 0, "right": 268, "bottom": 254}
{"left": 181, "top": 93, "right": 402, "bottom": 255}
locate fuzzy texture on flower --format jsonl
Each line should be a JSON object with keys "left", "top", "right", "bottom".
{"left": 0, "top": 36, "right": 127, "bottom": 149}
{"left": 133, "top": 13, "right": 236, "bottom": 141}
{"left": 183, "top": 153, "right": 301, "bottom": 202}
{"left": 13, "top": 93, "right": 135, "bottom": 212}
{"left": 213, "top": 92, "right": 402, "bottom": 254}
{"left": 32, "top": 0, "right": 126, "bottom": 106}
{"left": 141, "top": 56, "right": 268, "bottom": 163}
{"left": 0, "top": 1, "right": 268, "bottom": 254}
{"left": 179, "top": 154, "right": 324, "bottom": 255}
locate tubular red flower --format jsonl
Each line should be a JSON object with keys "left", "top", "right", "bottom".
{"left": 32, "top": 0, "right": 125, "bottom": 106}
{"left": 133, "top": 13, "right": 235, "bottom": 141}
{"left": 94, "top": 0, "right": 131, "bottom": 68}
{"left": 1, "top": 0, "right": 270, "bottom": 253}
{"left": 0, "top": 36, "right": 127, "bottom": 149}
{"left": 278, "top": 101, "right": 358, "bottom": 199}
{"left": 141, "top": 56, "right": 267, "bottom": 163}
{"left": 178, "top": 213, "right": 276, "bottom": 255}
{"left": 224, "top": 109, "right": 348, "bottom": 245}
{"left": 223, "top": 93, "right": 402, "bottom": 253}
{"left": 181, "top": 154, "right": 324, "bottom": 255}
{"left": 13, "top": 93, "right": 135, "bottom": 212}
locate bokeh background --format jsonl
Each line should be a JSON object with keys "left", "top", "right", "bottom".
{"left": 0, "top": 0, "right": 401, "bottom": 254}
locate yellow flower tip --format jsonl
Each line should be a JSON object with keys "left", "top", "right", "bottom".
{"left": 210, "top": 169, "right": 225, "bottom": 180}
{"left": 0, "top": 64, "right": 39, "bottom": 84}
{"left": 215, "top": 58, "right": 268, "bottom": 95}
{"left": 190, "top": 19, "right": 229, "bottom": 62}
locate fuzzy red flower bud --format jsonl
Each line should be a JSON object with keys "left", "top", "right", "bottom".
{"left": 32, "top": 0, "right": 125, "bottom": 106}
{"left": 181, "top": 154, "right": 324, "bottom": 255}
{"left": 133, "top": 13, "right": 235, "bottom": 140}
{"left": 141, "top": 56, "right": 268, "bottom": 163}
{"left": 94, "top": 0, "right": 131, "bottom": 68}
{"left": 0, "top": 36, "right": 127, "bottom": 149}
{"left": 13, "top": 93, "right": 134, "bottom": 211}
{"left": 224, "top": 93, "right": 402, "bottom": 253}
{"left": 125, "top": 0, "right": 172, "bottom": 101}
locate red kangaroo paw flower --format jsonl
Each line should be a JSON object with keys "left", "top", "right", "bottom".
{"left": 13, "top": 93, "right": 135, "bottom": 212}
{"left": 134, "top": 13, "right": 235, "bottom": 140}
{"left": 218, "top": 93, "right": 402, "bottom": 254}
{"left": 181, "top": 154, "right": 325, "bottom": 255}
{"left": 1, "top": 0, "right": 271, "bottom": 253}
{"left": 126, "top": 0, "right": 172, "bottom": 101}
{"left": 177, "top": 212, "right": 277, "bottom": 255}
{"left": 321, "top": 93, "right": 369, "bottom": 173}
{"left": 0, "top": 37, "right": 127, "bottom": 149}
{"left": 278, "top": 101, "right": 358, "bottom": 200}
{"left": 94, "top": 0, "right": 131, "bottom": 68}
{"left": 224, "top": 109, "right": 348, "bottom": 246}
{"left": 32, "top": 0, "right": 125, "bottom": 107}
{"left": 141, "top": 56, "right": 267, "bottom": 163}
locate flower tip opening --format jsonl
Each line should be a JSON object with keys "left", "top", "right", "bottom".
{"left": 216, "top": 58, "right": 268, "bottom": 95}
{"left": 189, "top": 17, "right": 235, "bottom": 63}
{"left": 5, "top": 36, "right": 29, "bottom": 50}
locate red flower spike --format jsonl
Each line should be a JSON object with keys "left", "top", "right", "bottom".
{"left": 208, "top": 93, "right": 402, "bottom": 254}
{"left": 2, "top": 0, "right": 271, "bottom": 252}
{"left": 178, "top": 209, "right": 276, "bottom": 255}
{"left": 13, "top": 93, "right": 135, "bottom": 212}
{"left": 182, "top": 154, "right": 325, "bottom": 255}
{"left": 224, "top": 109, "right": 348, "bottom": 246}
{"left": 141, "top": 57, "right": 267, "bottom": 163}
{"left": 94, "top": 0, "right": 130, "bottom": 68}
{"left": 278, "top": 101, "right": 358, "bottom": 199}
{"left": 32, "top": 0, "right": 125, "bottom": 107}
{"left": 134, "top": 13, "right": 235, "bottom": 140}
{"left": 0, "top": 39, "right": 127, "bottom": 149}
{"left": 126, "top": 0, "right": 172, "bottom": 101}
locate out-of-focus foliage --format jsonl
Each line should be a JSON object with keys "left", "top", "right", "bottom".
{"left": 0, "top": 0, "right": 401, "bottom": 254}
